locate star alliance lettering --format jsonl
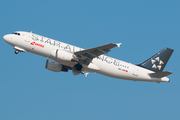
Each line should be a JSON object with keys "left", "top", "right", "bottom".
{"left": 31, "top": 34, "right": 129, "bottom": 69}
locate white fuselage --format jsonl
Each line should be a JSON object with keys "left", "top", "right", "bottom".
{"left": 3, "top": 31, "right": 170, "bottom": 82}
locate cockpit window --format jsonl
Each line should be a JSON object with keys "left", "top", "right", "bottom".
{"left": 12, "top": 32, "right": 20, "bottom": 36}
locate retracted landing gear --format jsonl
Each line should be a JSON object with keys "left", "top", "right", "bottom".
{"left": 81, "top": 71, "right": 89, "bottom": 77}
{"left": 73, "top": 63, "right": 89, "bottom": 77}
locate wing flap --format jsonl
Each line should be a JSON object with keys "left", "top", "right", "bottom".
{"left": 74, "top": 43, "right": 121, "bottom": 60}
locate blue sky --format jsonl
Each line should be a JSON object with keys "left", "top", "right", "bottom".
{"left": 0, "top": 0, "right": 179, "bottom": 120}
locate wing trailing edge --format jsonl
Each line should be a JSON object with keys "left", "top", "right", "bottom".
{"left": 74, "top": 43, "right": 122, "bottom": 61}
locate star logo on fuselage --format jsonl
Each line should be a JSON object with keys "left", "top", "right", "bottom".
{"left": 151, "top": 57, "right": 164, "bottom": 70}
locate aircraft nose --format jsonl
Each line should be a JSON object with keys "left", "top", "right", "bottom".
{"left": 3, "top": 34, "right": 12, "bottom": 44}
{"left": 3, "top": 35, "right": 9, "bottom": 42}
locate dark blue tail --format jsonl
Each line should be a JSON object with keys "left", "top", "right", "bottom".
{"left": 138, "top": 48, "right": 174, "bottom": 72}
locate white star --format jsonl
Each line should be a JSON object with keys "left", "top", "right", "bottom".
{"left": 157, "top": 65, "right": 162, "bottom": 70}
{"left": 152, "top": 64, "right": 157, "bottom": 69}
{"left": 151, "top": 57, "right": 164, "bottom": 70}
{"left": 159, "top": 60, "right": 164, "bottom": 65}
{"left": 155, "top": 57, "right": 160, "bottom": 62}
{"left": 151, "top": 59, "right": 156, "bottom": 64}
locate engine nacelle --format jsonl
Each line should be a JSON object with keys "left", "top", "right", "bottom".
{"left": 72, "top": 63, "right": 83, "bottom": 75}
{"left": 50, "top": 49, "right": 77, "bottom": 62}
{"left": 72, "top": 68, "right": 81, "bottom": 75}
{"left": 45, "top": 59, "right": 62, "bottom": 72}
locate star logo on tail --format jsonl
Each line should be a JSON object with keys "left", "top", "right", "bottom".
{"left": 151, "top": 57, "right": 164, "bottom": 70}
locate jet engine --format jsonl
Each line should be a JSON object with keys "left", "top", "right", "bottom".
{"left": 50, "top": 49, "right": 78, "bottom": 62}
{"left": 45, "top": 59, "right": 68, "bottom": 72}
{"left": 72, "top": 63, "right": 83, "bottom": 75}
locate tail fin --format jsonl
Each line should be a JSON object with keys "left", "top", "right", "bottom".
{"left": 138, "top": 48, "right": 174, "bottom": 72}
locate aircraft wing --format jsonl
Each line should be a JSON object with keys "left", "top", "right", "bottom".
{"left": 74, "top": 43, "right": 121, "bottom": 62}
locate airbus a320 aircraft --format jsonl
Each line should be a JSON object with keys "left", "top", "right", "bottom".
{"left": 3, "top": 31, "right": 174, "bottom": 83}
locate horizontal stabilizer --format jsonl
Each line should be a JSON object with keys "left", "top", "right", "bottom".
{"left": 149, "top": 71, "right": 172, "bottom": 78}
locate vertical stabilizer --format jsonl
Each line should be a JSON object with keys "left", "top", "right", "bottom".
{"left": 138, "top": 48, "right": 174, "bottom": 72}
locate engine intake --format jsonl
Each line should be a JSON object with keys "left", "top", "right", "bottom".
{"left": 72, "top": 63, "right": 83, "bottom": 75}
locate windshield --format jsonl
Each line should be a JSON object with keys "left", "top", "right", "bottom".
{"left": 12, "top": 32, "right": 20, "bottom": 36}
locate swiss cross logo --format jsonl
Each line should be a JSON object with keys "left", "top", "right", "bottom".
{"left": 30, "top": 41, "right": 44, "bottom": 48}
{"left": 30, "top": 41, "right": 35, "bottom": 45}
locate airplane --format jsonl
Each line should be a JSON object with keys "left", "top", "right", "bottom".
{"left": 3, "top": 31, "right": 174, "bottom": 83}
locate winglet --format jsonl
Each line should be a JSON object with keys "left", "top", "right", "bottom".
{"left": 116, "top": 43, "right": 122, "bottom": 47}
